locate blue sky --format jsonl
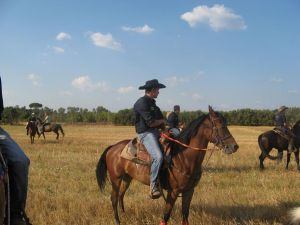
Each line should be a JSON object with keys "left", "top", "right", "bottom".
{"left": 1, "top": 0, "right": 299, "bottom": 112}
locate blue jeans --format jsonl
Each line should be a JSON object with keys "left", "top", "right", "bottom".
{"left": 0, "top": 127, "right": 30, "bottom": 213}
{"left": 138, "top": 129, "right": 163, "bottom": 186}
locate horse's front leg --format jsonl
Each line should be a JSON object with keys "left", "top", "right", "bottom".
{"left": 160, "top": 190, "right": 179, "bottom": 225}
{"left": 181, "top": 188, "right": 195, "bottom": 225}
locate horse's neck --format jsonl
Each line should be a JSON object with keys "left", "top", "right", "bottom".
{"left": 175, "top": 131, "right": 209, "bottom": 172}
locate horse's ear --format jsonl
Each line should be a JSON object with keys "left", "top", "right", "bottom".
{"left": 208, "top": 105, "right": 216, "bottom": 116}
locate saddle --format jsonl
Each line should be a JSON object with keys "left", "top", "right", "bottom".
{"left": 120, "top": 134, "right": 172, "bottom": 166}
{"left": 273, "top": 127, "right": 292, "bottom": 140}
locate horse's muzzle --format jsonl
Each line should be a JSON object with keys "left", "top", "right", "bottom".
{"left": 223, "top": 144, "right": 239, "bottom": 154}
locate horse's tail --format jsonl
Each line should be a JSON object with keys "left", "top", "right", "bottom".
{"left": 58, "top": 125, "right": 65, "bottom": 137}
{"left": 289, "top": 207, "right": 300, "bottom": 225}
{"left": 258, "top": 134, "right": 278, "bottom": 160}
{"left": 96, "top": 146, "right": 112, "bottom": 192}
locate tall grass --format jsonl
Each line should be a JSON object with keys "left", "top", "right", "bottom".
{"left": 3, "top": 125, "right": 300, "bottom": 225}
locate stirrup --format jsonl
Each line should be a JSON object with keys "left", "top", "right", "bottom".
{"left": 150, "top": 183, "right": 161, "bottom": 199}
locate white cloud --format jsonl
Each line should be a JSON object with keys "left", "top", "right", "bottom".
{"left": 56, "top": 32, "right": 71, "bottom": 41}
{"left": 270, "top": 77, "right": 284, "bottom": 83}
{"left": 165, "top": 76, "right": 189, "bottom": 87}
{"left": 121, "top": 24, "right": 154, "bottom": 34}
{"left": 181, "top": 4, "right": 247, "bottom": 31}
{"left": 52, "top": 46, "right": 65, "bottom": 53}
{"left": 288, "top": 90, "right": 298, "bottom": 94}
{"left": 118, "top": 86, "right": 134, "bottom": 94}
{"left": 71, "top": 76, "right": 110, "bottom": 92}
{"left": 90, "top": 32, "right": 122, "bottom": 50}
{"left": 28, "top": 74, "right": 40, "bottom": 86}
{"left": 60, "top": 91, "right": 73, "bottom": 96}
{"left": 217, "top": 104, "right": 230, "bottom": 110}
{"left": 192, "top": 93, "right": 204, "bottom": 101}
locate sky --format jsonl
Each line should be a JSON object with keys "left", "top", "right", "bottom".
{"left": 0, "top": 0, "right": 299, "bottom": 112}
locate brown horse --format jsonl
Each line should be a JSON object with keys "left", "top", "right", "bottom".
{"left": 258, "top": 120, "right": 300, "bottom": 170}
{"left": 27, "top": 121, "right": 38, "bottom": 144}
{"left": 36, "top": 118, "right": 65, "bottom": 140}
{"left": 96, "top": 106, "right": 239, "bottom": 225}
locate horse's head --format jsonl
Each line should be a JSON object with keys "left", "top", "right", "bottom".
{"left": 206, "top": 106, "right": 239, "bottom": 154}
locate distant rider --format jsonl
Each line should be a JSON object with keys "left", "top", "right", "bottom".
{"left": 26, "top": 112, "right": 37, "bottom": 135}
{"left": 42, "top": 112, "right": 51, "bottom": 132}
{"left": 275, "top": 106, "right": 296, "bottom": 153}
{"left": 166, "top": 105, "right": 181, "bottom": 138}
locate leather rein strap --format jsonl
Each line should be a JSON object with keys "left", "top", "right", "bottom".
{"left": 160, "top": 132, "right": 213, "bottom": 151}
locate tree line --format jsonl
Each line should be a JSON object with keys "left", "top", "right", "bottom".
{"left": 2, "top": 103, "right": 300, "bottom": 126}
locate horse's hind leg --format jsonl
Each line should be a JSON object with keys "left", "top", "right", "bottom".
{"left": 118, "top": 175, "right": 132, "bottom": 213}
{"left": 56, "top": 131, "right": 59, "bottom": 140}
{"left": 286, "top": 152, "right": 291, "bottom": 170}
{"left": 111, "top": 178, "right": 122, "bottom": 225}
{"left": 259, "top": 152, "right": 266, "bottom": 170}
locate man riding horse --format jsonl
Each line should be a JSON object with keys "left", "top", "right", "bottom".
{"left": 26, "top": 113, "right": 38, "bottom": 136}
{"left": 166, "top": 105, "right": 181, "bottom": 138}
{"left": 0, "top": 76, "right": 31, "bottom": 225}
{"left": 41, "top": 111, "right": 51, "bottom": 133}
{"left": 275, "top": 106, "right": 296, "bottom": 153}
{"left": 133, "top": 79, "right": 166, "bottom": 199}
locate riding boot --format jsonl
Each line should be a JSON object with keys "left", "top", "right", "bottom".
{"left": 150, "top": 182, "right": 161, "bottom": 199}
{"left": 288, "top": 137, "right": 296, "bottom": 153}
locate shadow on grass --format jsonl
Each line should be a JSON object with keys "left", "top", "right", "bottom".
{"left": 203, "top": 165, "right": 256, "bottom": 173}
{"left": 191, "top": 201, "right": 300, "bottom": 225}
{"left": 37, "top": 139, "right": 61, "bottom": 144}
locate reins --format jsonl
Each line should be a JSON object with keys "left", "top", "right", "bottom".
{"left": 160, "top": 133, "right": 215, "bottom": 151}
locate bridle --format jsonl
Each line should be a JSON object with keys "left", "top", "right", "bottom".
{"left": 208, "top": 114, "right": 234, "bottom": 149}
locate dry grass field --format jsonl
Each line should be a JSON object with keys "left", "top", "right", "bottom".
{"left": 3, "top": 124, "right": 300, "bottom": 225}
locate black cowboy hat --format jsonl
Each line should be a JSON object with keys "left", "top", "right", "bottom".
{"left": 174, "top": 105, "right": 180, "bottom": 111}
{"left": 138, "top": 79, "right": 166, "bottom": 90}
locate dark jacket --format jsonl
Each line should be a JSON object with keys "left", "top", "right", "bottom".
{"left": 134, "top": 95, "right": 164, "bottom": 134}
{"left": 28, "top": 116, "right": 37, "bottom": 122}
{"left": 275, "top": 111, "right": 286, "bottom": 127}
{"left": 0, "top": 77, "right": 3, "bottom": 120}
{"left": 167, "top": 112, "right": 179, "bottom": 128}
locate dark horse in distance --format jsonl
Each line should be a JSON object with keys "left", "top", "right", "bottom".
{"left": 27, "top": 121, "right": 38, "bottom": 144}
{"left": 96, "top": 106, "right": 239, "bottom": 225}
{"left": 258, "top": 120, "right": 300, "bottom": 170}
{"left": 36, "top": 118, "right": 65, "bottom": 140}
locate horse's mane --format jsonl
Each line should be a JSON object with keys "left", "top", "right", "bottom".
{"left": 292, "top": 119, "right": 300, "bottom": 133}
{"left": 294, "top": 120, "right": 300, "bottom": 128}
{"left": 178, "top": 114, "right": 208, "bottom": 144}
